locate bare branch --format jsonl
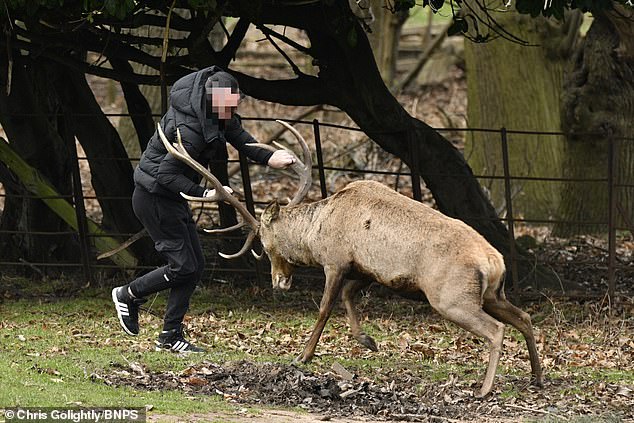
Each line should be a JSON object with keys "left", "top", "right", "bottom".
{"left": 232, "top": 71, "right": 327, "bottom": 106}
{"left": 257, "top": 24, "right": 312, "bottom": 55}
{"left": 260, "top": 25, "right": 305, "bottom": 77}
{"left": 220, "top": 18, "right": 249, "bottom": 65}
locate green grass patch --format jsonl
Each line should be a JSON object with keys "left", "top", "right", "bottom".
{"left": 0, "top": 295, "right": 234, "bottom": 416}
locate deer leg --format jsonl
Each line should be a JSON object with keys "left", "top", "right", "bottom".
{"left": 341, "top": 279, "right": 377, "bottom": 352}
{"left": 294, "top": 264, "right": 346, "bottom": 364}
{"left": 435, "top": 302, "right": 505, "bottom": 398}
{"left": 483, "top": 298, "right": 544, "bottom": 388}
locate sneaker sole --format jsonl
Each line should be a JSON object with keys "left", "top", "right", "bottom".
{"left": 154, "top": 344, "right": 205, "bottom": 354}
{"left": 154, "top": 347, "right": 204, "bottom": 353}
{"left": 112, "top": 287, "right": 138, "bottom": 336}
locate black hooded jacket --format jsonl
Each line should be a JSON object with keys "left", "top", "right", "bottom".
{"left": 133, "top": 66, "right": 273, "bottom": 200}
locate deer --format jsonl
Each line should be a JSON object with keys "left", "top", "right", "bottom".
{"left": 157, "top": 121, "right": 544, "bottom": 398}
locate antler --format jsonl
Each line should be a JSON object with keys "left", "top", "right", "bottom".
{"left": 249, "top": 120, "right": 312, "bottom": 206}
{"left": 157, "top": 123, "right": 259, "bottom": 259}
{"left": 156, "top": 119, "right": 312, "bottom": 259}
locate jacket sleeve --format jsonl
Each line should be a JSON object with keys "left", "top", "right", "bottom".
{"left": 225, "top": 115, "right": 274, "bottom": 165}
{"left": 156, "top": 123, "right": 207, "bottom": 198}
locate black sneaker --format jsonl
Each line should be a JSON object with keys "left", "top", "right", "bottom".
{"left": 111, "top": 286, "right": 147, "bottom": 336}
{"left": 155, "top": 326, "right": 206, "bottom": 353}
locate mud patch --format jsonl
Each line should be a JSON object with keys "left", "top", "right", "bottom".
{"left": 98, "top": 360, "right": 632, "bottom": 422}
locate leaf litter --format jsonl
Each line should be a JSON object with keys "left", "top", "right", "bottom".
{"left": 97, "top": 287, "right": 634, "bottom": 422}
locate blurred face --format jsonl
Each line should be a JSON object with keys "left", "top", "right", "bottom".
{"left": 210, "top": 87, "right": 241, "bottom": 120}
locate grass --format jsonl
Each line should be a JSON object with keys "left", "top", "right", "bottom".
{"left": 0, "top": 297, "right": 232, "bottom": 415}
{"left": 1, "top": 277, "right": 633, "bottom": 421}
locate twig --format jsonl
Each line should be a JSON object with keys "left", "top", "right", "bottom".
{"left": 18, "top": 258, "right": 47, "bottom": 280}
{"left": 97, "top": 229, "right": 147, "bottom": 260}
{"left": 505, "top": 403, "right": 569, "bottom": 420}
{"left": 427, "top": 415, "right": 464, "bottom": 423}
{"left": 260, "top": 26, "right": 304, "bottom": 77}
{"left": 257, "top": 24, "right": 312, "bottom": 55}
{"left": 617, "top": 203, "right": 634, "bottom": 236}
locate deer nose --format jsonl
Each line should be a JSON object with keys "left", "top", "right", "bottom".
{"left": 273, "top": 274, "right": 292, "bottom": 291}
{"left": 279, "top": 275, "right": 293, "bottom": 290}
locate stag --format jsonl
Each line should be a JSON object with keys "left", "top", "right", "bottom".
{"left": 157, "top": 122, "right": 543, "bottom": 398}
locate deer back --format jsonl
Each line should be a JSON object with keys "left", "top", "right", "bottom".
{"left": 265, "top": 180, "right": 504, "bottom": 296}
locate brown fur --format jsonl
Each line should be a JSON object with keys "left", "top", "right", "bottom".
{"left": 260, "top": 180, "right": 543, "bottom": 397}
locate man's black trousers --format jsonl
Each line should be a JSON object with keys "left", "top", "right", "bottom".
{"left": 128, "top": 186, "right": 205, "bottom": 331}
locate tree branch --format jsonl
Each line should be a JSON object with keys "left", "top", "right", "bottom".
{"left": 260, "top": 26, "right": 305, "bottom": 77}
{"left": 91, "top": 27, "right": 189, "bottom": 48}
{"left": 13, "top": 25, "right": 164, "bottom": 70}
{"left": 89, "top": 10, "right": 192, "bottom": 32}
{"left": 109, "top": 57, "right": 155, "bottom": 150}
{"left": 220, "top": 18, "right": 249, "bottom": 65}
{"left": 257, "top": 24, "right": 313, "bottom": 55}
{"left": 231, "top": 71, "right": 327, "bottom": 106}
{"left": 9, "top": 41, "right": 167, "bottom": 85}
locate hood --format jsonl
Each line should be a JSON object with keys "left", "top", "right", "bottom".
{"left": 169, "top": 65, "right": 226, "bottom": 141}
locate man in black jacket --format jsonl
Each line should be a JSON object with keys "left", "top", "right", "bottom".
{"left": 111, "top": 66, "right": 294, "bottom": 353}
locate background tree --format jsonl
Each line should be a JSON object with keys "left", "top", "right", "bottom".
{"left": 460, "top": 1, "right": 633, "bottom": 235}
{"left": 555, "top": 5, "right": 634, "bottom": 236}
{"left": 464, "top": 8, "right": 581, "bottom": 221}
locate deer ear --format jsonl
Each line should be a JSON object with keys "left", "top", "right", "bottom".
{"left": 261, "top": 200, "right": 280, "bottom": 226}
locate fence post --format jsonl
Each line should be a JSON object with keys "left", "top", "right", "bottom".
{"left": 500, "top": 128, "right": 519, "bottom": 300}
{"left": 313, "top": 119, "right": 328, "bottom": 199}
{"left": 408, "top": 133, "right": 422, "bottom": 202}
{"left": 607, "top": 135, "right": 617, "bottom": 303}
{"left": 62, "top": 112, "right": 92, "bottom": 284}
{"left": 238, "top": 151, "right": 261, "bottom": 285}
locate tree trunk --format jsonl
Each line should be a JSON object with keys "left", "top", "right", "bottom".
{"left": 110, "top": 58, "right": 155, "bottom": 154}
{"left": 0, "top": 138, "right": 137, "bottom": 268}
{"left": 555, "top": 10, "right": 634, "bottom": 236}
{"left": 0, "top": 56, "right": 78, "bottom": 266}
{"left": 55, "top": 67, "right": 156, "bottom": 264}
{"left": 463, "top": 9, "right": 577, "bottom": 221}
{"left": 239, "top": 2, "right": 560, "bottom": 290}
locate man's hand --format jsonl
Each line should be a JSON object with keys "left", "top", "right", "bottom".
{"left": 203, "top": 186, "right": 233, "bottom": 198}
{"left": 268, "top": 150, "right": 296, "bottom": 169}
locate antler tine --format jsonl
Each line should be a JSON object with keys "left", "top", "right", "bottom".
{"left": 218, "top": 230, "right": 257, "bottom": 260}
{"left": 157, "top": 123, "right": 259, "bottom": 231}
{"left": 275, "top": 120, "right": 312, "bottom": 206}
{"left": 204, "top": 222, "right": 246, "bottom": 234}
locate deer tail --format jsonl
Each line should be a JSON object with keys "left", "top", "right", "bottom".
{"left": 480, "top": 252, "right": 506, "bottom": 303}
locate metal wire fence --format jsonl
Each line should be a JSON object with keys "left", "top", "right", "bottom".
{"left": 0, "top": 115, "right": 632, "bottom": 300}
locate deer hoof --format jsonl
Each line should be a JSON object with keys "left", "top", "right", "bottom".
{"left": 474, "top": 387, "right": 492, "bottom": 399}
{"left": 358, "top": 334, "right": 378, "bottom": 352}
{"left": 292, "top": 354, "right": 311, "bottom": 365}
